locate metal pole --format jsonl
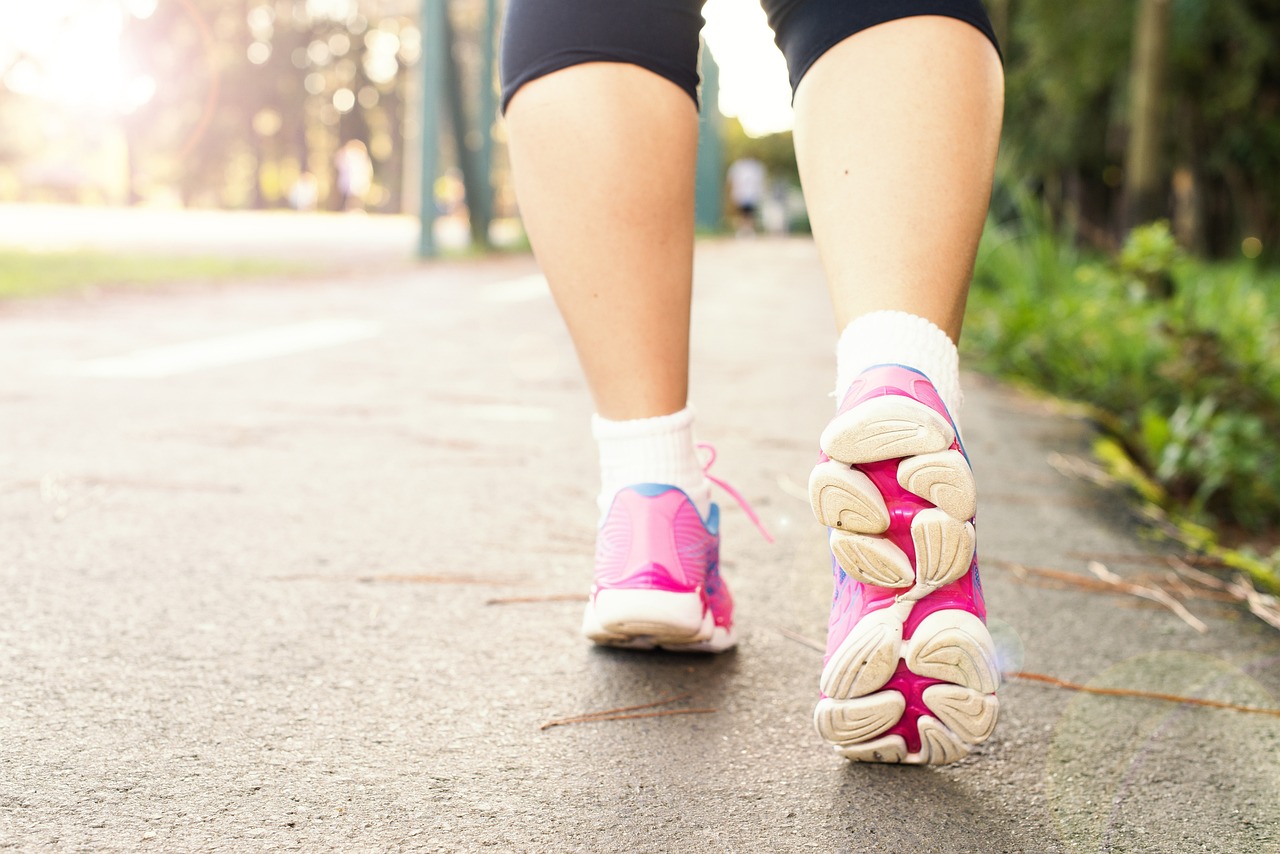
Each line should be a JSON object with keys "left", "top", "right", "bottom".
{"left": 418, "top": 0, "right": 447, "bottom": 258}
{"left": 474, "top": 0, "right": 498, "bottom": 246}
{"left": 442, "top": 6, "right": 487, "bottom": 248}
{"left": 694, "top": 41, "right": 724, "bottom": 232}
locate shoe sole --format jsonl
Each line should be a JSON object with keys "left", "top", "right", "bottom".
{"left": 811, "top": 395, "right": 998, "bottom": 765}
{"left": 582, "top": 589, "right": 736, "bottom": 653}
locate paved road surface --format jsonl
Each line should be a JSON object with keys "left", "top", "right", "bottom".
{"left": 2, "top": 238, "right": 1278, "bottom": 851}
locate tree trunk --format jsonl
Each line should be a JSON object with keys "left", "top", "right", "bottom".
{"left": 1122, "top": 0, "right": 1170, "bottom": 232}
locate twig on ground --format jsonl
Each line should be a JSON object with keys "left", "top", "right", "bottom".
{"left": 987, "top": 559, "right": 1208, "bottom": 632}
{"left": 541, "top": 694, "right": 716, "bottom": 730}
{"left": 1047, "top": 452, "right": 1113, "bottom": 486}
{"left": 1138, "top": 569, "right": 1239, "bottom": 603}
{"left": 273, "top": 573, "right": 519, "bottom": 586}
{"left": 542, "top": 694, "right": 690, "bottom": 729}
{"left": 983, "top": 492, "right": 1100, "bottom": 508}
{"left": 1047, "top": 451, "right": 1278, "bottom": 629}
{"left": 1086, "top": 561, "right": 1208, "bottom": 633}
{"left": 1065, "top": 550, "right": 1227, "bottom": 568}
{"left": 1161, "top": 570, "right": 1200, "bottom": 601}
{"left": 1226, "top": 574, "right": 1280, "bottom": 631}
{"left": 763, "top": 623, "right": 825, "bottom": 653}
{"left": 541, "top": 708, "right": 718, "bottom": 729}
{"left": 1167, "top": 558, "right": 1280, "bottom": 627}
{"left": 356, "top": 573, "right": 517, "bottom": 586}
{"left": 989, "top": 559, "right": 1150, "bottom": 594}
{"left": 1168, "top": 557, "right": 1232, "bottom": 590}
{"left": 1009, "top": 671, "right": 1280, "bottom": 719}
{"left": 486, "top": 593, "right": 589, "bottom": 606}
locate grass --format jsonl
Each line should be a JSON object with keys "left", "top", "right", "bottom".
{"left": 963, "top": 198, "right": 1280, "bottom": 591}
{"left": 0, "top": 249, "right": 307, "bottom": 299}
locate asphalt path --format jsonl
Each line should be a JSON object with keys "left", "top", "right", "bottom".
{"left": 2, "top": 238, "right": 1278, "bottom": 852}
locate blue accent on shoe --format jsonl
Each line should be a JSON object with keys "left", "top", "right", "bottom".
{"left": 631, "top": 483, "right": 676, "bottom": 498}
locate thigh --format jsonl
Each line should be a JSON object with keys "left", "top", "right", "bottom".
{"left": 760, "top": 0, "right": 1000, "bottom": 93}
{"left": 501, "top": 0, "right": 708, "bottom": 111}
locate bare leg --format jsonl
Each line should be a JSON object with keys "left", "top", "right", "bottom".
{"left": 793, "top": 16, "right": 1004, "bottom": 342}
{"left": 506, "top": 62, "right": 734, "bottom": 652}
{"left": 504, "top": 63, "right": 699, "bottom": 421}
{"left": 801, "top": 16, "right": 1006, "bottom": 764}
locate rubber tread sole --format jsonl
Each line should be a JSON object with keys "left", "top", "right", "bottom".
{"left": 812, "top": 395, "right": 996, "bottom": 764}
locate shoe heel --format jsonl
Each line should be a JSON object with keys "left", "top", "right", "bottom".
{"left": 584, "top": 589, "right": 710, "bottom": 645}
{"left": 820, "top": 396, "right": 954, "bottom": 464}
{"left": 904, "top": 609, "right": 1000, "bottom": 693}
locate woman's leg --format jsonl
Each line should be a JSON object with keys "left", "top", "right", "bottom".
{"left": 502, "top": 1, "right": 742, "bottom": 652}
{"left": 504, "top": 64, "right": 699, "bottom": 422}
{"left": 768, "top": 8, "right": 1005, "bottom": 764}
{"left": 793, "top": 15, "right": 1004, "bottom": 343}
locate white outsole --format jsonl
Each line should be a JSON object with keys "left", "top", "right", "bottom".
{"left": 812, "top": 394, "right": 996, "bottom": 765}
{"left": 813, "top": 607, "right": 1000, "bottom": 765}
{"left": 897, "top": 450, "right": 977, "bottom": 521}
{"left": 828, "top": 530, "right": 915, "bottom": 588}
{"left": 819, "top": 397, "right": 955, "bottom": 464}
{"left": 809, "top": 462, "right": 890, "bottom": 533}
{"left": 582, "top": 589, "right": 736, "bottom": 654}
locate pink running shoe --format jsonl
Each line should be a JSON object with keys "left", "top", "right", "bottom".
{"left": 808, "top": 364, "right": 999, "bottom": 764}
{"left": 582, "top": 445, "right": 771, "bottom": 653}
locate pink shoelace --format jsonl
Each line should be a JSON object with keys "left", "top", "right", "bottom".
{"left": 697, "top": 442, "right": 776, "bottom": 544}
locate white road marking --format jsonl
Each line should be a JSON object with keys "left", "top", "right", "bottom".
{"left": 56, "top": 319, "right": 382, "bottom": 378}
{"left": 482, "top": 274, "right": 549, "bottom": 304}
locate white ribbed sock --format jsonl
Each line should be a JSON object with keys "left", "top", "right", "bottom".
{"left": 835, "top": 310, "right": 964, "bottom": 429}
{"left": 591, "top": 405, "right": 711, "bottom": 522}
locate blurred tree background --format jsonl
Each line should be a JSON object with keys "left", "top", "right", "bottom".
{"left": 725, "top": 0, "right": 1278, "bottom": 258}
{"left": 0, "top": 0, "right": 1275, "bottom": 255}
{"left": 116, "top": 0, "right": 431, "bottom": 211}
{"left": 993, "top": 0, "right": 1279, "bottom": 259}
{"left": 0, "top": 0, "right": 503, "bottom": 215}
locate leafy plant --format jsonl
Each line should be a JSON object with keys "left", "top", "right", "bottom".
{"left": 966, "top": 187, "right": 1280, "bottom": 588}
{"left": 1119, "top": 220, "right": 1181, "bottom": 299}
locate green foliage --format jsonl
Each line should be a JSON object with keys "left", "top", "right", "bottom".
{"left": 1002, "top": 0, "right": 1280, "bottom": 257}
{"left": 966, "top": 198, "right": 1280, "bottom": 555}
{"left": 1118, "top": 220, "right": 1181, "bottom": 298}
{"left": 1005, "top": 3, "right": 1131, "bottom": 175}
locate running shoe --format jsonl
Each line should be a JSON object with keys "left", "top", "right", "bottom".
{"left": 808, "top": 364, "right": 999, "bottom": 764}
{"left": 582, "top": 445, "right": 771, "bottom": 653}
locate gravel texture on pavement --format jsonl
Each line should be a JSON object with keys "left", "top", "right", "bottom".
{"left": 2, "top": 239, "right": 1278, "bottom": 852}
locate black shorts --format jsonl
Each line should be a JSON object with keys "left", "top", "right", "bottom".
{"left": 501, "top": 0, "right": 999, "bottom": 112}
